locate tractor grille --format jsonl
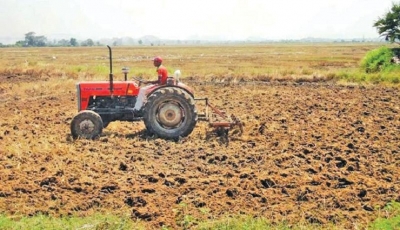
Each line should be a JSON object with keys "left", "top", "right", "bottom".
{"left": 76, "top": 83, "right": 81, "bottom": 112}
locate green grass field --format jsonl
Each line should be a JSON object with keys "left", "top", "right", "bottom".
{"left": 0, "top": 201, "right": 399, "bottom": 230}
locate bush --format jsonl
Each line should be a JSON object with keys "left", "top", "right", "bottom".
{"left": 360, "top": 46, "right": 394, "bottom": 73}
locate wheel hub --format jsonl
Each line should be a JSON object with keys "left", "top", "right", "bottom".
{"left": 79, "top": 119, "right": 95, "bottom": 134}
{"left": 157, "top": 102, "right": 183, "bottom": 128}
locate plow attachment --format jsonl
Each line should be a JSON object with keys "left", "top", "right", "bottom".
{"left": 195, "top": 98, "right": 243, "bottom": 141}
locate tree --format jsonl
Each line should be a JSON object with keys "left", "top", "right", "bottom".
{"left": 374, "top": 3, "right": 400, "bottom": 44}
{"left": 25, "top": 32, "right": 36, "bottom": 46}
{"left": 24, "top": 32, "right": 47, "bottom": 47}
{"left": 81, "top": 39, "right": 94, "bottom": 46}
{"left": 36, "top": 36, "right": 47, "bottom": 47}
{"left": 70, "top": 38, "right": 78, "bottom": 46}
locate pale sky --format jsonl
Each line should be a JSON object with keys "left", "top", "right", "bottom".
{"left": 0, "top": 0, "right": 395, "bottom": 43}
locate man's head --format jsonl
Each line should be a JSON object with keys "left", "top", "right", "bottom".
{"left": 153, "top": 56, "right": 162, "bottom": 67}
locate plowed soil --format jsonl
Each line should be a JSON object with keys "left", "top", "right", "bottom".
{"left": 0, "top": 75, "right": 399, "bottom": 229}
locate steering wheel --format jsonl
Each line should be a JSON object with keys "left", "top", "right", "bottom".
{"left": 132, "top": 77, "right": 144, "bottom": 87}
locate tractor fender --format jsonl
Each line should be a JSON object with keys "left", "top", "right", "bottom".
{"left": 145, "top": 82, "right": 194, "bottom": 98}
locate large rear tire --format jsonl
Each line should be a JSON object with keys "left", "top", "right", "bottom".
{"left": 71, "top": 110, "right": 103, "bottom": 139}
{"left": 143, "top": 87, "right": 197, "bottom": 139}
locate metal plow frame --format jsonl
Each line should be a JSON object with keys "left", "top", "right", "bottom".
{"left": 195, "top": 98, "right": 243, "bottom": 139}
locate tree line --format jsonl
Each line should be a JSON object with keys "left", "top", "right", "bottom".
{"left": 20, "top": 32, "right": 97, "bottom": 47}
{"left": 0, "top": 32, "right": 159, "bottom": 48}
{"left": 0, "top": 32, "right": 100, "bottom": 47}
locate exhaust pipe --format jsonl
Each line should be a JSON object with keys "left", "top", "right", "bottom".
{"left": 107, "top": 45, "right": 113, "bottom": 94}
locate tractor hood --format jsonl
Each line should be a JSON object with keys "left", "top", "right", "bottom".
{"left": 78, "top": 81, "right": 140, "bottom": 96}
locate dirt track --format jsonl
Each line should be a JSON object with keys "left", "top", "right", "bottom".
{"left": 0, "top": 77, "right": 399, "bottom": 229}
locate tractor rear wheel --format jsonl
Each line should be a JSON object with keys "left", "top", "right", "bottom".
{"left": 143, "top": 87, "right": 197, "bottom": 139}
{"left": 70, "top": 110, "right": 103, "bottom": 139}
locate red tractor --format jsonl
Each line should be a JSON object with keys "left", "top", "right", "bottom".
{"left": 70, "top": 46, "right": 242, "bottom": 140}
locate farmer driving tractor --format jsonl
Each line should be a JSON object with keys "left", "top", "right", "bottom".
{"left": 133, "top": 56, "right": 168, "bottom": 112}
{"left": 147, "top": 56, "right": 168, "bottom": 84}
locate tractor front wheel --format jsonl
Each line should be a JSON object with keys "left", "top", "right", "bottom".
{"left": 70, "top": 110, "right": 103, "bottom": 139}
{"left": 143, "top": 87, "right": 197, "bottom": 139}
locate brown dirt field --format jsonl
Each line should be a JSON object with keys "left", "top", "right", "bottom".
{"left": 0, "top": 74, "right": 399, "bottom": 229}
